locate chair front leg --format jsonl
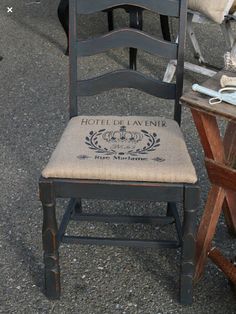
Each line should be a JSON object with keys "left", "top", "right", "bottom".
{"left": 40, "top": 179, "right": 61, "bottom": 299}
{"left": 180, "top": 185, "right": 199, "bottom": 305}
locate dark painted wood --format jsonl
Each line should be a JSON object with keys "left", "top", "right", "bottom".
{"left": 175, "top": 0, "right": 187, "bottom": 125}
{"left": 160, "top": 15, "right": 171, "bottom": 41}
{"left": 62, "top": 235, "right": 180, "bottom": 248}
{"left": 39, "top": 180, "right": 61, "bottom": 299}
{"left": 77, "top": 29, "right": 177, "bottom": 59}
{"left": 57, "top": 0, "right": 121, "bottom": 56}
{"left": 72, "top": 212, "right": 175, "bottom": 225}
{"left": 52, "top": 178, "right": 184, "bottom": 202}
{"left": 180, "top": 185, "right": 199, "bottom": 305}
{"left": 57, "top": 198, "right": 76, "bottom": 243}
{"left": 40, "top": 0, "right": 198, "bottom": 304}
{"left": 58, "top": 0, "right": 69, "bottom": 55}
{"left": 57, "top": 1, "right": 176, "bottom": 80}
{"left": 74, "top": 198, "right": 82, "bottom": 214}
{"left": 69, "top": 0, "right": 78, "bottom": 118}
{"left": 77, "top": 70, "right": 176, "bottom": 98}
{"left": 167, "top": 202, "right": 182, "bottom": 245}
{"left": 107, "top": 10, "right": 114, "bottom": 31}
{"left": 129, "top": 7, "right": 143, "bottom": 70}
{"left": 76, "top": 0, "right": 180, "bottom": 17}
{"left": 58, "top": 1, "right": 172, "bottom": 69}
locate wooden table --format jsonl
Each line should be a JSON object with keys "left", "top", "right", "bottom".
{"left": 181, "top": 70, "right": 236, "bottom": 288}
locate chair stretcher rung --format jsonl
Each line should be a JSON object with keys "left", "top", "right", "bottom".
{"left": 62, "top": 235, "right": 180, "bottom": 248}
{"left": 71, "top": 213, "right": 175, "bottom": 225}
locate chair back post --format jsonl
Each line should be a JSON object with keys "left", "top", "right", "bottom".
{"left": 69, "top": 0, "right": 78, "bottom": 118}
{"left": 175, "top": 0, "right": 188, "bottom": 125}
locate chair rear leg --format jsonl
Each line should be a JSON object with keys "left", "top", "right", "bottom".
{"left": 180, "top": 185, "right": 199, "bottom": 304}
{"left": 40, "top": 179, "right": 61, "bottom": 299}
{"left": 107, "top": 10, "right": 114, "bottom": 31}
{"left": 74, "top": 198, "right": 82, "bottom": 214}
{"left": 58, "top": 0, "right": 69, "bottom": 55}
{"left": 160, "top": 15, "right": 171, "bottom": 41}
{"left": 129, "top": 8, "right": 143, "bottom": 70}
{"left": 166, "top": 202, "right": 173, "bottom": 217}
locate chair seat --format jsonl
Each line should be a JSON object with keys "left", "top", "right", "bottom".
{"left": 42, "top": 115, "right": 197, "bottom": 183}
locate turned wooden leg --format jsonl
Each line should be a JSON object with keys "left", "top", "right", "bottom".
{"left": 40, "top": 179, "right": 61, "bottom": 299}
{"left": 180, "top": 186, "right": 199, "bottom": 305}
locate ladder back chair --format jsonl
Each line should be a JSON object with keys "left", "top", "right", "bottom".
{"left": 39, "top": 0, "right": 199, "bottom": 305}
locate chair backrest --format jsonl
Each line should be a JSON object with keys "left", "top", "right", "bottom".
{"left": 69, "top": 0, "right": 188, "bottom": 124}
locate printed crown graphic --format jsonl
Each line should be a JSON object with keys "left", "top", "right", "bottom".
{"left": 102, "top": 126, "right": 143, "bottom": 143}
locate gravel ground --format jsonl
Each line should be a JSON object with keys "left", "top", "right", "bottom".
{"left": 0, "top": 1, "right": 235, "bottom": 313}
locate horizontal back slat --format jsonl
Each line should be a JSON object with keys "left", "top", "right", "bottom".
{"left": 76, "top": 0, "right": 180, "bottom": 17}
{"left": 77, "top": 70, "right": 176, "bottom": 98}
{"left": 77, "top": 29, "right": 177, "bottom": 59}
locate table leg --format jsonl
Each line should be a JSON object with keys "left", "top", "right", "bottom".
{"left": 191, "top": 110, "right": 236, "bottom": 281}
{"left": 223, "top": 191, "right": 236, "bottom": 236}
{"left": 208, "top": 248, "right": 236, "bottom": 284}
{"left": 191, "top": 110, "right": 225, "bottom": 162}
{"left": 223, "top": 121, "right": 236, "bottom": 235}
{"left": 194, "top": 185, "right": 225, "bottom": 282}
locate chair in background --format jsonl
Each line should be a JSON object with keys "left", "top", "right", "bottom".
{"left": 40, "top": 0, "right": 199, "bottom": 304}
{"left": 164, "top": 1, "right": 236, "bottom": 82}
{"left": 57, "top": 0, "right": 170, "bottom": 70}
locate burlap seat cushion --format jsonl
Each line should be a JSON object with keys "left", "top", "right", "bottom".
{"left": 188, "top": 0, "right": 235, "bottom": 24}
{"left": 42, "top": 116, "right": 197, "bottom": 184}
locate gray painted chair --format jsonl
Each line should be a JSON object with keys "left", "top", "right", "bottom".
{"left": 39, "top": 0, "right": 199, "bottom": 304}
